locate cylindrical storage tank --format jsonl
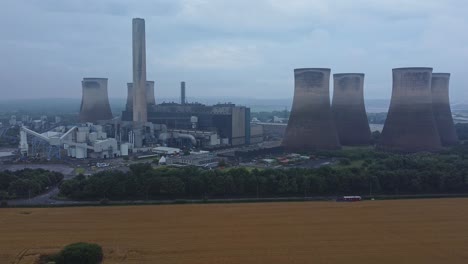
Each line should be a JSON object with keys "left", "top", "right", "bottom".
{"left": 132, "top": 18, "right": 148, "bottom": 123}
{"left": 75, "top": 147, "right": 86, "bottom": 159}
{"left": 332, "top": 73, "right": 371, "bottom": 145}
{"left": 146, "top": 81, "right": 156, "bottom": 105}
{"left": 79, "top": 78, "right": 113, "bottom": 123}
{"left": 121, "top": 143, "right": 129, "bottom": 156}
{"left": 283, "top": 68, "right": 341, "bottom": 151}
{"left": 69, "top": 147, "right": 76, "bottom": 158}
{"left": 432, "top": 73, "right": 458, "bottom": 146}
{"left": 88, "top": 132, "right": 98, "bottom": 142}
{"left": 379, "top": 67, "right": 442, "bottom": 152}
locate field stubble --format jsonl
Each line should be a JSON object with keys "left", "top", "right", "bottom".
{"left": 1, "top": 199, "right": 468, "bottom": 263}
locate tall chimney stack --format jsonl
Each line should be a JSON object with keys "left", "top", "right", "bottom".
{"left": 181, "top": 81, "right": 186, "bottom": 105}
{"left": 126, "top": 81, "right": 155, "bottom": 111}
{"left": 132, "top": 18, "right": 147, "bottom": 123}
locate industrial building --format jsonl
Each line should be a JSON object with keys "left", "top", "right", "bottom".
{"left": 19, "top": 124, "right": 121, "bottom": 160}
{"left": 331, "top": 73, "right": 371, "bottom": 145}
{"left": 283, "top": 68, "right": 341, "bottom": 151}
{"left": 250, "top": 123, "right": 264, "bottom": 144}
{"left": 257, "top": 122, "right": 286, "bottom": 141}
{"left": 122, "top": 102, "right": 250, "bottom": 147}
{"left": 166, "top": 152, "right": 219, "bottom": 167}
{"left": 379, "top": 67, "right": 442, "bottom": 152}
{"left": 16, "top": 17, "right": 261, "bottom": 161}
{"left": 79, "top": 78, "right": 113, "bottom": 123}
{"left": 431, "top": 73, "right": 458, "bottom": 146}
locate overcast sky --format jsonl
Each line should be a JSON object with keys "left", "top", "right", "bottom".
{"left": 1, "top": 0, "right": 467, "bottom": 101}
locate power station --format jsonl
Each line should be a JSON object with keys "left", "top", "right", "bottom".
{"left": 379, "top": 67, "right": 442, "bottom": 152}
{"left": 18, "top": 16, "right": 465, "bottom": 162}
{"left": 79, "top": 78, "right": 113, "bottom": 123}
{"left": 431, "top": 73, "right": 458, "bottom": 146}
{"left": 283, "top": 68, "right": 341, "bottom": 151}
{"left": 331, "top": 73, "right": 371, "bottom": 145}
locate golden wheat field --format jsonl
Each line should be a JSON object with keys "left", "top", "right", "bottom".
{"left": 1, "top": 199, "right": 468, "bottom": 264}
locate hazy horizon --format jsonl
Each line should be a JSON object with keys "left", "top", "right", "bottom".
{"left": 1, "top": 1, "right": 467, "bottom": 100}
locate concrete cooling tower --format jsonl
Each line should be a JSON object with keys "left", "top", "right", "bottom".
{"left": 379, "top": 67, "right": 442, "bottom": 152}
{"left": 126, "top": 81, "right": 155, "bottom": 110}
{"left": 283, "top": 68, "right": 341, "bottom": 151}
{"left": 432, "top": 73, "right": 458, "bottom": 146}
{"left": 132, "top": 18, "right": 147, "bottom": 123}
{"left": 331, "top": 73, "right": 371, "bottom": 145}
{"left": 79, "top": 78, "right": 113, "bottom": 123}
{"left": 146, "top": 81, "right": 155, "bottom": 105}
{"left": 126, "top": 83, "right": 133, "bottom": 110}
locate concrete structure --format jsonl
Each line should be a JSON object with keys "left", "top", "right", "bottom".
{"left": 126, "top": 83, "right": 133, "bottom": 110}
{"left": 181, "top": 81, "right": 186, "bottom": 105}
{"left": 250, "top": 123, "right": 264, "bottom": 144}
{"left": 167, "top": 153, "right": 218, "bottom": 168}
{"left": 132, "top": 18, "right": 147, "bottom": 123}
{"left": 258, "top": 122, "right": 286, "bottom": 140}
{"left": 19, "top": 124, "right": 120, "bottom": 159}
{"left": 126, "top": 81, "right": 156, "bottom": 110}
{"left": 79, "top": 78, "right": 113, "bottom": 123}
{"left": 432, "top": 73, "right": 458, "bottom": 146}
{"left": 379, "top": 67, "right": 442, "bottom": 152}
{"left": 146, "top": 81, "right": 156, "bottom": 105}
{"left": 331, "top": 73, "right": 371, "bottom": 145}
{"left": 283, "top": 68, "right": 340, "bottom": 151}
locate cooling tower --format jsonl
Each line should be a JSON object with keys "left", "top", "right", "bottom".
{"left": 283, "top": 68, "right": 341, "bottom": 151}
{"left": 379, "top": 67, "right": 442, "bottom": 152}
{"left": 126, "top": 83, "right": 133, "bottom": 110}
{"left": 126, "top": 81, "right": 156, "bottom": 110}
{"left": 132, "top": 18, "right": 147, "bottom": 123}
{"left": 181, "top": 81, "right": 186, "bottom": 105}
{"left": 146, "top": 81, "right": 155, "bottom": 105}
{"left": 79, "top": 78, "right": 113, "bottom": 123}
{"left": 331, "top": 73, "right": 371, "bottom": 145}
{"left": 432, "top": 73, "right": 458, "bottom": 146}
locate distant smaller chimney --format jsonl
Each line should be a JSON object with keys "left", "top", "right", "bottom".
{"left": 181, "top": 81, "right": 186, "bottom": 105}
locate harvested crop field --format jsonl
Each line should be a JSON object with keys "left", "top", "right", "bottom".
{"left": 2, "top": 199, "right": 468, "bottom": 264}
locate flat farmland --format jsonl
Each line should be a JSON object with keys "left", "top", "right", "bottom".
{"left": 2, "top": 199, "right": 468, "bottom": 264}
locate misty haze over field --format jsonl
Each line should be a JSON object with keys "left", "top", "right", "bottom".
{"left": 0, "top": 1, "right": 467, "bottom": 102}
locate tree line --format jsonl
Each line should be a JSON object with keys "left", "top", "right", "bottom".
{"left": 59, "top": 144, "right": 468, "bottom": 200}
{"left": 0, "top": 168, "right": 64, "bottom": 199}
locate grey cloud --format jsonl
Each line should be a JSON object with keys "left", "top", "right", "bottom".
{"left": 0, "top": 0, "right": 467, "bottom": 102}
